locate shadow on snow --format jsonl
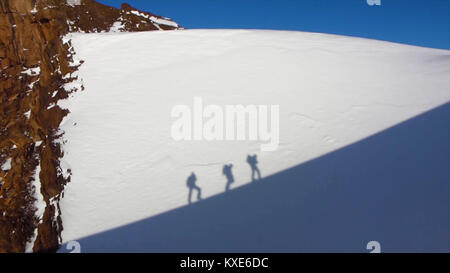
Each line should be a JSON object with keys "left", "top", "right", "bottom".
{"left": 60, "top": 102, "right": 450, "bottom": 253}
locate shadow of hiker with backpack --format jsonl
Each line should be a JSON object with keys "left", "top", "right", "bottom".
{"left": 187, "top": 172, "right": 202, "bottom": 204}
{"left": 223, "top": 164, "right": 235, "bottom": 192}
{"left": 247, "top": 155, "right": 261, "bottom": 182}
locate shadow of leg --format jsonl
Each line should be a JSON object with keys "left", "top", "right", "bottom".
{"left": 196, "top": 186, "right": 202, "bottom": 201}
{"left": 188, "top": 188, "right": 193, "bottom": 204}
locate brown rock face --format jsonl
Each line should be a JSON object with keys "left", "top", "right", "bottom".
{"left": 0, "top": 0, "right": 181, "bottom": 253}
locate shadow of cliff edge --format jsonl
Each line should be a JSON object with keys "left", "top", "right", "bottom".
{"left": 60, "top": 102, "right": 450, "bottom": 253}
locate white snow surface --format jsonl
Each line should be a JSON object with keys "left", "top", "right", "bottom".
{"left": 58, "top": 29, "right": 450, "bottom": 242}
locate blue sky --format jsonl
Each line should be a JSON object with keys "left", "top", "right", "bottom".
{"left": 97, "top": 0, "right": 450, "bottom": 49}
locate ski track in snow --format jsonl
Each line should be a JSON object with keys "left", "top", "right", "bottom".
{"left": 58, "top": 29, "right": 450, "bottom": 242}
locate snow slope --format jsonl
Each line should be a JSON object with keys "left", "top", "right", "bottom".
{"left": 58, "top": 30, "right": 450, "bottom": 247}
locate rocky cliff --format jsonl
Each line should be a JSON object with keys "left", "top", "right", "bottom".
{"left": 0, "top": 0, "right": 181, "bottom": 253}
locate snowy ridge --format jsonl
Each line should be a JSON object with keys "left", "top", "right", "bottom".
{"left": 58, "top": 29, "right": 450, "bottom": 244}
{"left": 129, "top": 10, "right": 179, "bottom": 29}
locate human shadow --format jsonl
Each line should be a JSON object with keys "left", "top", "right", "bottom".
{"left": 186, "top": 172, "right": 202, "bottom": 204}
{"left": 59, "top": 103, "right": 450, "bottom": 253}
{"left": 223, "top": 164, "right": 234, "bottom": 192}
{"left": 247, "top": 154, "right": 261, "bottom": 181}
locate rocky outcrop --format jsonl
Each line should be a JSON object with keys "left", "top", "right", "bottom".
{"left": 0, "top": 0, "right": 181, "bottom": 253}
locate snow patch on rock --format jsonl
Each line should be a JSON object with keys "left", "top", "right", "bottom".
{"left": 1, "top": 158, "right": 11, "bottom": 171}
{"left": 67, "top": 0, "right": 82, "bottom": 7}
{"left": 25, "top": 163, "right": 46, "bottom": 253}
{"left": 109, "top": 20, "right": 125, "bottom": 33}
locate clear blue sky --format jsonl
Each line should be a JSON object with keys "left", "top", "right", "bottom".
{"left": 97, "top": 0, "right": 450, "bottom": 49}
